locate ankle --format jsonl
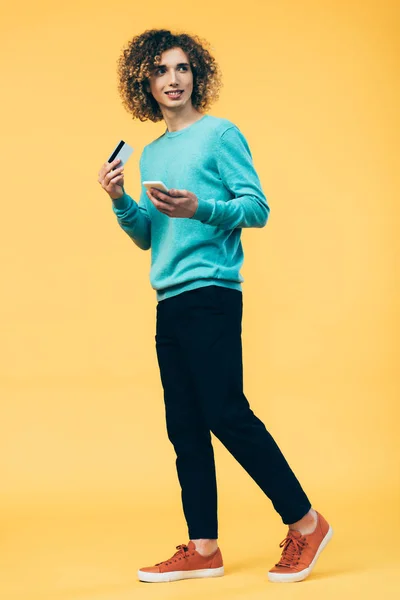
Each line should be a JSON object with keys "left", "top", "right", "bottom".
{"left": 191, "top": 538, "right": 218, "bottom": 556}
{"left": 289, "top": 508, "right": 318, "bottom": 534}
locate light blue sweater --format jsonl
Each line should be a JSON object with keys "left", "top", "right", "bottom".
{"left": 112, "top": 114, "right": 270, "bottom": 301}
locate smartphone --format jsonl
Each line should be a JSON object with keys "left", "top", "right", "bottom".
{"left": 107, "top": 140, "right": 134, "bottom": 170}
{"left": 142, "top": 180, "right": 170, "bottom": 193}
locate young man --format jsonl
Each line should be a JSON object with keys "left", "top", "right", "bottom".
{"left": 98, "top": 29, "right": 333, "bottom": 584}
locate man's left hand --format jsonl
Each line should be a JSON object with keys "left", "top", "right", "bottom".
{"left": 146, "top": 187, "right": 198, "bottom": 218}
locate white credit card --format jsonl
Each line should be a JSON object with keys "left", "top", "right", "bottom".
{"left": 107, "top": 140, "right": 134, "bottom": 170}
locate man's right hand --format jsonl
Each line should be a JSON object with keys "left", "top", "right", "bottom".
{"left": 98, "top": 158, "right": 125, "bottom": 200}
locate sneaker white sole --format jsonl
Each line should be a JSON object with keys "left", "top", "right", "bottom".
{"left": 267, "top": 525, "right": 334, "bottom": 583}
{"left": 138, "top": 566, "right": 224, "bottom": 583}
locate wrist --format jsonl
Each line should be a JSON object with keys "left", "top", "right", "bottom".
{"left": 111, "top": 191, "right": 131, "bottom": 210}
{"left": 190, "top": 197, "right": 214, "bottom": 222}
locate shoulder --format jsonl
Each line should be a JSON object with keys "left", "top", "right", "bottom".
{"left": 208, "top": 117, "right": 251, "bottom": 159}
{"left": 142, "top": 136, "right": 162, "bottom": 153}
{"left": 198, "top": 116, "right": 251, "bottom": 157}
{"left": 204, "top": 115, "right": 240, "bottom": 137}
{"left": 140, "top": 135, "right": 163, "bottom": 163}
{"left": 206, "top": 117, "right": 251, "bottom": 154}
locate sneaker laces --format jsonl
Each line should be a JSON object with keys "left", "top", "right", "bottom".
{"left": 156, "top": 544, "right": 190, "bottom": 566}
{"left": 275, "top": 531, "right": 307, "bottom": 568}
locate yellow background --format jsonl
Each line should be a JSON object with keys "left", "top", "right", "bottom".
{"left": 0, "top": 0, "right": 399, "bottom": 598}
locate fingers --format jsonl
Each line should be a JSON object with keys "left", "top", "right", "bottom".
{"left": 147, "top": 189, "right": 172, "bottom": 214}
{"left": 98, "top": 158, "right": 124, "bottom": 186}
{"left": 148, "top": 189, "right": 173, "bottom": 203}
{"left": 107, "top": 166, "right": 124, "bottom": 181}
{"left": 97, "top": 158, "right": 122, "bottom": 181}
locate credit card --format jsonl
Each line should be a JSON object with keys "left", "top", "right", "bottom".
{"left": 107, "top": 140, "right": 134, "bottom": 170}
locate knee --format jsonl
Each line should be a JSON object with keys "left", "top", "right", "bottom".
{"left": 166, "top": 421, "right": 212, "bottom": 454}
{"left": 208, "top": 402, "right": 256, "bottom": 439}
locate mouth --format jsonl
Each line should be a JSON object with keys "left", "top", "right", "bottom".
{"left": 165, "top": 90, "right": 183, "bottom": 99}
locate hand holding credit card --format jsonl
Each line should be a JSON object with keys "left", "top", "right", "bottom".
{"left": 98, "top": 140, "right": 134, "bottom": 201}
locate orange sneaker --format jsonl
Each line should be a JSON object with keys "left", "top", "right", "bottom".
{"left": 268, "top": 510, "right": 333, "bottom": 583}
{"left": 137, "top": 541, "right": 224, "bottom": 583}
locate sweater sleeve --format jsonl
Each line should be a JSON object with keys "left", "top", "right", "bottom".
{"left": 190, "top": 126, "right": 270, "bottom": 230}
{"left": 111, "top": 150, "right": 151, "bottom": 250}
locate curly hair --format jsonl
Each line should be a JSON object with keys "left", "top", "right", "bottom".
{"left": 116, "top": 29, "right": 223, "bottom": 122}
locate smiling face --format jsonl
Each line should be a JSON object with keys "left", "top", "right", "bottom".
{"left": 146, "top": 47, "right": 194, "bottom": 113}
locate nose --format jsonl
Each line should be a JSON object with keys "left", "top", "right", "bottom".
{"left": 169, "top": 70, "right": 179, "bottom": 85}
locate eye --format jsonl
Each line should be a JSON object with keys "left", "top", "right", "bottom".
{"left": 155, "top": 65, "right": 189, "bottom": 75}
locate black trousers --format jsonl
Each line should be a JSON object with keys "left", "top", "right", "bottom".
{"left": 155, "top": 284, "right": 311, "bottom": 540}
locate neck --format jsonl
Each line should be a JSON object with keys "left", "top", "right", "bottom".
{"left": 162, "top": 104, "right": 204, "bottom": 133}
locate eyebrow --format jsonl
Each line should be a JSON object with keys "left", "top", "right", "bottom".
{"left": 153, "top": 62, "right": 190, "bottom": 70}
